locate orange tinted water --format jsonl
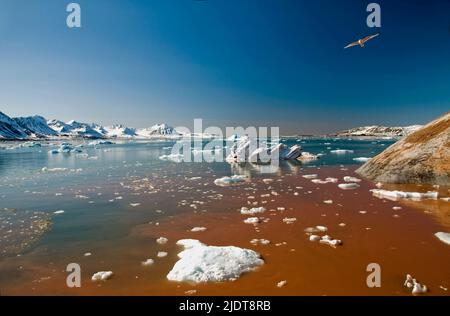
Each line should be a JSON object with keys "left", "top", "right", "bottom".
{"left": 1, "top": 166, "right": 449, "bottom": 296}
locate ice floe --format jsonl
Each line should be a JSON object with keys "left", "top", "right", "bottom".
{"left": 309, "top": 235, "right": 342, "bottom": 247}
{"left": 338, "top": 183, "right": 360, "bottom": 190}
{"left": 434, "top": 232, "right": 450, "bottom": 245}
{"left": 404, "top": 274, "right": 427, "bottom": 294}
{"left": 142, "top": 259, "right": 155, "bottom": 266}
{"left": 302, "top": 174, "right": 318, "bottom": 179}
{"left": 330, "top": 149, "right": 354, "bottom": 154}
{"left": 156, "top": 237, "right": 168, "bottom": 245}
{"left": 277, "top": 280, "right": 287, "bottom": 288}
{"left": 191, "top": 227, "right": 207, "bottom": 232}
{"left": 166, "top": 239, "right": 264, "bottom": 283}
{"left": 240, "top": 207, "right": 266, "bottom": 215}
{"left": 353, "top": 157, "right": 371, "bottom": 162}
{"left": 91, "top": 271, "right": 113, "bottom": 281}
{"left": 370, "top": 189, "right": 438, "bottom": 201}
{"left": 343, "top": 176, "right": 361, "bottom": 182}
{"left": 157, "top": 251, "right": 168, "bottom": 258}
{"left": 243, "top": 217, "right": 260, "bottom": 224}
{"left": 250, "top": 239, "right": 270, "bottom": 245}
{"left": 214, "top": 175, "right": 247, "bottom": 187}
{"left": 282, "top": 217, "right": 297, "bottom": 224}
{"left": 159, "top": 153, "right": 184, "bottom": 163}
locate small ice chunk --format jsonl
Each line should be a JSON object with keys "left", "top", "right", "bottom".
{"left": 338, "top": 183, "right": 360, "bottom": 190}
{"left": 404, "top": 274, "right": 427, "bottom": 295}
{"left": 91, "top": 271, "right": 113, "bottom": 281}
{"left": 302, "top": 174, "right": 318, "bottom": 179}
{"left": 343, "top": 176, "right": 361, "bottom": 183}
{"left": 240, "top": 207, "right": 266, "bottom": 215}
{"left": 250, "top": 239, "right": 270, "bottom": 245}
{"left": 277, "top": 280, "right": 287, "bottom": 288}
{"left": 191, "top": 227, "right": 207, "bottom": 232}
{"left": 142, "top": 259, "right": 155, "bottom": 266}
{"left": 53, "top": 210, "right": 65, "bottom": 214}
{"left": 130, "top": 203, "right": 141, "bottom": 207}
{"left": 214, "top": 175, "right": 247, "bottom": 187}
{"left": 282, "top": 217, "right": 297, "bottom": 224}
{"left": 330, "top": 149, "right": 354, "bottom": 154}
{"left": 156, "top": 237, "right": 168, "bottom": 245}
{"left": 435, "top": 232, "right": 450, "bottom": 245}
{"left": 309, "top": 235, "right": 321, "bottom": 242}
{"left": 353, "top": 157, "right": 371, "bottom": 162}
{"left": 244, "top": 217, "right": 260, "bottom": 224}
{"left": 323, "top": 200, "right": 333, "bottom": 204}
{"left": 157, "top": 251, "right": 168, "bottom": 258}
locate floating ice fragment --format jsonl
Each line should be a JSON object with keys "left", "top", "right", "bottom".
{"left": 370, "top": 189, "right": 438, "bottom": 201}
{"left": 244, "top": 217, "right": 260, "bottom": 224}
{"left": 435, "top": 232, "right": 450, "bottom": 245}
{"left": 282, "top": 217, "right": 297, "bottom": 224}
{"left": 214, "top": 175, "right": 247, "bottom": 187}
{"left": 191, "top": 227, "right": 207, "bottom": 232}
{"left": 250, "top": 239, "right": 270, "bottom": 245}
{"left": 142, "top": 259, "right": 155, "bottom": 266}
{"left": 277, "top": 280, "right": 287, "bottom": 288}
{"left": 166, "top": 239, "right": 264, "bottom": 283}
{"left": 157, "top": 251, "right": 168, "bottom": 258}
{"left": 91, "top": 271, "right": 113, "bottom": 281}
{"left": 302, "top": 174, "right": 318, "bottom": 179}
{"left": 129, "top": 203, "right": 141, "bottom": 207}
{"left": 343, "top": 176, "right": 361, "bottom": 183}
{"left": 404, "top": 274, "right": 427, "bottom": 294}
{"left": 330, "top": 149, "right": 354, "bottom": 154}
{"left": 240, "top": 207, "right": 266, "bottom": 215}
{"left": 156, "top": 237, "right": 168, "bottom": 245}
{"left": 338, "top": 183, "right": 360, "bottom": 190}
{"left": 53, "top": 210, "right": 65, "bottom": 214}
{"left": 353, "top": 157, "right": 371, "bottom": 162}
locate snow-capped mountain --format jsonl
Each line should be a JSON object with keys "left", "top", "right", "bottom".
{"left": 14, "top": 116, "right": 58, "bottom": 137}
{"left": 47, "top": 119, "right": 104, "bottom": 138}
{"left": 336, "top": 125, "right": 423, "bottom": 137}
{"left": 0, "top": 110, "right": 182, "bottom": 140}
{"left": 0, "top": 111, "right": 29, "bottom": 139}
{"left": 104, "top": 124, "right": 137, "bottom": 138}
{"left": 136, "top": 123, "right": 180, "bottom": 138}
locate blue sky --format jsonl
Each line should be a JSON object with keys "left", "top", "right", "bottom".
{"left": 0, "top": 0, "right": 449, "bottom": 134}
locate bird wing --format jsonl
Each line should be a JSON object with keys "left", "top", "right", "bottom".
{"left": 361, "top": 33, "right": 379, "bottom": 44}
{"left": 344, "top": 41, "right": 359, "bottom": 49}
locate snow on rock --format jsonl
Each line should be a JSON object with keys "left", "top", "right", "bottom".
{"left": 240, "top": 207, "right": 266, "bottom": 215}
{"left": 404, "top": 274, "right": 427, "bottom": 294}
{"left": 14, "top": 115, "right": 58, "bottom": 137}
{"left": 434, "top": 232, "right": 450, "bottom": 245}
{"left": 91, "top": 271, "right": 113, "bottom": 281}
{"left": 0, "top": 111, "right": 29, "bottom": 139}
{"left": 166, "top": 239, "right": 264, "bottom": 283}
{"left": 370, "top": 189, "right": 438, "bottom": 201}
{"left": 214, "top": 175, "right": 248, "bottom": 186}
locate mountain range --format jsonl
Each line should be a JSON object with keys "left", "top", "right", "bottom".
{"left": 0, "top": 111, "right": 180, "bottom": 140}
{"left": 335, "top": 125, "right": 423, "bottom": 137}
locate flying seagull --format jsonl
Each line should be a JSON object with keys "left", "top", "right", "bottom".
{"left": 344, "top": 33, "right": 379, "bottom": 49}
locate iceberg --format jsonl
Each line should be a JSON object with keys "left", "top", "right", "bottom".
{"left": 434, "top": 232, "right": 450, "bottom": 245}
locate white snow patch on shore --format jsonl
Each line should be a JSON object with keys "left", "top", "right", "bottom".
{"left": 166, "top": 239, "right": 264, "bottom": 283}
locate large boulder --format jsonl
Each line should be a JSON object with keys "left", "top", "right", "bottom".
{"left": 356, "top": 112, "right": 450, "bottom": 185}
